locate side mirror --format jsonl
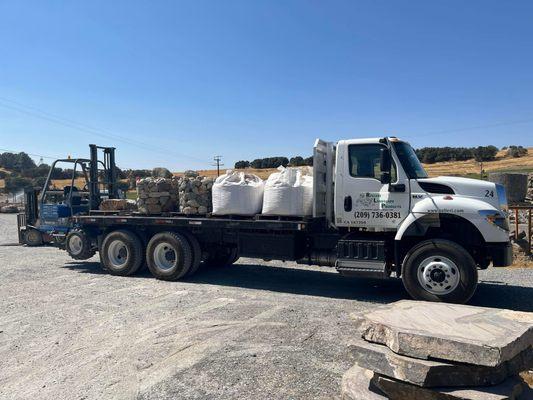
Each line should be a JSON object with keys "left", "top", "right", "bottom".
{"left": 380, "top": 148, "right": 391, "bottom": 184}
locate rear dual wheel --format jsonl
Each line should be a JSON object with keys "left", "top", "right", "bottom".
{"left": 146, "top": 232, "right": 194, "bottom": 281}
{"left": 100, "top": 230, "right": 144, "bottom": 276}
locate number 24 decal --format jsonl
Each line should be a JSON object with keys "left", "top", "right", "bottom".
{"left": 485, "top": 190, "right": 494, "bottom": 197}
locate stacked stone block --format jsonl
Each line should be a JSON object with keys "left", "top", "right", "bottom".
{"left": 136, "top": 177, "right": 180, "bottom": 214}
{"left": 342, "top": 301, "right": 533, "bottom": 400}
{"left": 178, "top": 170, "right": 213, "bottom": 215}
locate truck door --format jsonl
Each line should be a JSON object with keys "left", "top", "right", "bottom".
{"left": 335, "top": 141, "right": 410, "bottom": 229}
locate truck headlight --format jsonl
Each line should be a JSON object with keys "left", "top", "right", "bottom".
{"left": 495, "top": 184, "right": 508, "bottom": 212}
{"left": 478, "top": 210, "right": 509, "bottom": 231}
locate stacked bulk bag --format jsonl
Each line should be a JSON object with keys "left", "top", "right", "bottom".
{"left": 212, "top": 170, "right": 264, "bottom": 215}
{"left": 262, "top": 167, "right": 313, "bottom": 216}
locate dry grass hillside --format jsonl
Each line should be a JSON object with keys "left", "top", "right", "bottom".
{"left": 174, "top": 168, "right": 277, "bottom": 180}
{"left": 176, "top": 147, "right": 533, "bottom": 179}
{"left": 423, "top": 147, "right": 533, "bottom": 177}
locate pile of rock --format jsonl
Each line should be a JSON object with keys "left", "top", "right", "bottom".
{"left": 136, "top": 177, "right": 180, "bottom": 214}
{"left": 342, "top": 300, "right": 532, "bottom": 400}
{"left": 178, "top": 170, "right": 213, "bottom": 215}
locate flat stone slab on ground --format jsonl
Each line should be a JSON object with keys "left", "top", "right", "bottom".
{"left": 349, "top": 339, "right": 533, "bottom": 388}
{"left": 372, "top": 374, "right": 531, "bottom": 400}
{"left": 341, "top": 365, "right": 386, "bottom": 400}
{"left": 359, "top": 300, "right": 533, "bottom": 366}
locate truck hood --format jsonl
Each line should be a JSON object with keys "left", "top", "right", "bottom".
{"left": 416, "top": 176, "right": 500, "bottom": 207}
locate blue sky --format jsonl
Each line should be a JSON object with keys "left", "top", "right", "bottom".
{"left": 1, "top": 0, "right": 532, "bottom": 170}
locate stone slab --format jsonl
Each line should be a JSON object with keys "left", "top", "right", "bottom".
{"left": 359, "top": 300, "right": 533, "bottom": 366}
{"left": 350, "top": 339, "right": 533, "bottom": 388}
{"left": 372, "top": 374, "right": 530, "bottom": 400}
{"left": 341, "top": 365, "right": 387, "bottom": 400}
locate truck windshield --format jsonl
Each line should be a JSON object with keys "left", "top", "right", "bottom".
{"left": 392, "top": 141, "right": 428, "bottom": 179}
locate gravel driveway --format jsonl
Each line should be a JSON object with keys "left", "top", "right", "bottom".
{"left": 0, "top": 214, "right": 532, "bottom": 400}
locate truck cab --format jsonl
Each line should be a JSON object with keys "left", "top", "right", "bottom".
{"left": 323, "top": 137, "right": 512, "bottom": 301}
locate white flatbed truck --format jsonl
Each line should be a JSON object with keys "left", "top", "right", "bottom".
{"left": 62, "top": 137, "right": 512, "bottom": 303}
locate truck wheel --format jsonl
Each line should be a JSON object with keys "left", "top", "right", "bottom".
{"left": 66, "top": 229, "right": 96, "bottom": 260}
{"left": 24, "top": 228, "right": 43, "bottom": 246}
{"left": 146, "top": 232, "right": 192, "bottom": 281}
{"left": 204, "top": 247, "right": 239, "bottom": 268}
{"left": 182, "top": 231, "right": 202, "bottom": 277}
{"left": 402, "top": 239, "right": 478, "bottom": 304}
{"left": 100, "top": 230, "right": 144, "bottom": 276}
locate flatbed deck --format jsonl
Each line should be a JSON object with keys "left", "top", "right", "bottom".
{"left": 74, "top": 211, "right": 325, "bottom": 232}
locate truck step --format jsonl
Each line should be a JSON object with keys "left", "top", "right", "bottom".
{"left": 335, "top": 259, "right": 388, "bottom": 279}
{"left": 336, "top": 239, "right": 388, "bottom": 278}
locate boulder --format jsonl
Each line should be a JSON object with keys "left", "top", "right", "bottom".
{"left": 152, "top": 167, "right": 173, "bottom": 178}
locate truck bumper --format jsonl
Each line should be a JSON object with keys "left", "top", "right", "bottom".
{"left": 487, "top": 242, "right": 513, "bottom": 267}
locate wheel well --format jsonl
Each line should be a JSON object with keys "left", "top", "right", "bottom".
{"left": 396, "top": 213, "right": 488, "bottom": 274}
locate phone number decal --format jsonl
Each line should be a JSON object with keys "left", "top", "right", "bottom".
{"left": 355, "top": 211, "right": 401, "bottom": 219}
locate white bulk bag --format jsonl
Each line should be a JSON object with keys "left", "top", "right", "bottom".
{"left": 212, "top": 170, "right": 264, "bottom": 215}
{"left": 262, "top": 166, "right": 313, "bottom": 216}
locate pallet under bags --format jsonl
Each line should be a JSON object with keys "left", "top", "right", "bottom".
{"left": 212, "top": 170, "right": 264, "bottom": 215}
{"left": 262, "top": 166, "right": 313, "bottom": 216}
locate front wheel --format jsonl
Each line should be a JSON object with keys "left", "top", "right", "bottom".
{"left": 401, "top": 239, "right": 478, "bottom": 304}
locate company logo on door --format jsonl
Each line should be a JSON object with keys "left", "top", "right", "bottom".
{"left": 355, "top": 192, "right": 401, "bottom": 210}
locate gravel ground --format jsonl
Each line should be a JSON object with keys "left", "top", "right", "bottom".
{"left": 0, "top": 213, "right": 532, "bottom": 400}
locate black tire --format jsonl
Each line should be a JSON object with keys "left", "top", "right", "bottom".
{"left": 146, "top": 232, "right": 192, "bottom": 281}
{"left": 66, "top": 229, "right": 96, "bottom": 260}
{"left": 182, "top": 231, "right": 202, "bottom": 277}
{"left": 24, "top": 228, "right": 43, "bottom": 246}
{"left": 401, "top": 239, "right": 478, "bottom": 304}
{"left": 100, "top": 230, "right": 144, "bottom": 276}
{"left": 203, "top": 246, "right": 239, "bottom": 268}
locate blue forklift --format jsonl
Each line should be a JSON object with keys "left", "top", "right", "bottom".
{"left": 17, "top": 144, "right": 120, "bottom": 256}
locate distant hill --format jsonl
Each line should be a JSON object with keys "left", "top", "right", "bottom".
{"left": 1, "top": 147, "right": 531, "bottom": 193}
{"left": 423, "top": 147, "right": 533, "bottom": 177}
{"left": 175, "top": 147, "right": 533, "bottom": 179}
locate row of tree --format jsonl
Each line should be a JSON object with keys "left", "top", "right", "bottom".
{"left": 414, "top": 146, "right": 499, "bottom": 164}
{"left": 234, "top": 156, "right": 313, "bottom": 169}
{"left": 0, "top": 151, "right": 134, "bottom": 193}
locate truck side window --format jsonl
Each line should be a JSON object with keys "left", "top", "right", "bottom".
{"left": 348, "top": 144, "right": 397, "bottom": 181}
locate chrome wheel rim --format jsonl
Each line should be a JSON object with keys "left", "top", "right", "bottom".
{"left": 153, "top": 242, "right": 177, "bottom": 271}
{"left": 108, "top": 240, "right": 129, "bottom": 268}
{"left": 417, "top": 255, "right": 460, "bottom": 295}
{"left": 69, "top": 235, "right": 83, "bottom": 255}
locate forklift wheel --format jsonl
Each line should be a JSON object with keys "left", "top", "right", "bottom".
{"left": 24, "top": 229, "right": 43, "bottom": 246}
{"left": 66, "top": 229, "right": 96, "bottom": 260}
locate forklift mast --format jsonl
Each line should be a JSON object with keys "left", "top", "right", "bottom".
{"left": 89, "top": 144, "right": 118, "bottom": 209}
